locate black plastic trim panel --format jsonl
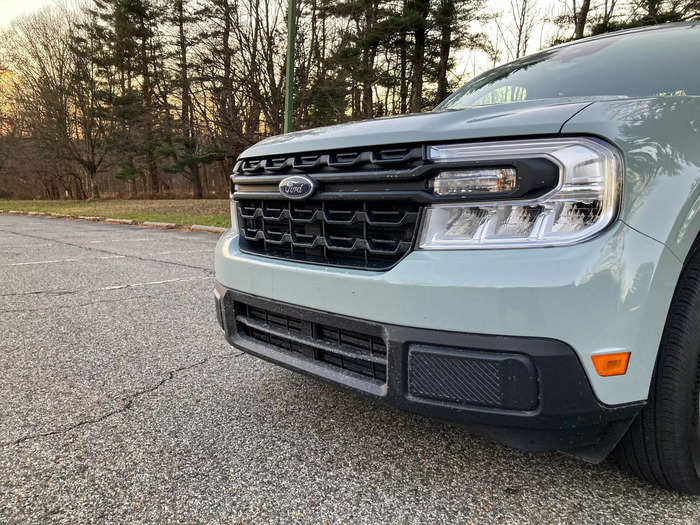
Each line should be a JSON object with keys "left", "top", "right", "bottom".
{"left": 233, "top": 158, "right": 559, "bottom": 203}
{"left": 215, "top": 284, "right": 644, "bottom": 460}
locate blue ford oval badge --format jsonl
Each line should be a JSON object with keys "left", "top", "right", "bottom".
{"left": 279, "top": 175, "right": 316, "bottom": 200}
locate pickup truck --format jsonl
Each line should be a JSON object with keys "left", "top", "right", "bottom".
{"left": 215, "top": 23, "right": 700, "bottom": 493}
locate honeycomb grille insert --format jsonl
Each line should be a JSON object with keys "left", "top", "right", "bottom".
{"left": 409, "top": 351, "right": 505, "bottom": 407}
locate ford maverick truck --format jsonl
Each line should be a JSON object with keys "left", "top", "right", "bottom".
{"left": 215, "top": 23, "right": 700, "bottom": 493}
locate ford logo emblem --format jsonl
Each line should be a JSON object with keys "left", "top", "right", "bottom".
{"left": 279, "top": 175, "right": 316, "bottom": 200}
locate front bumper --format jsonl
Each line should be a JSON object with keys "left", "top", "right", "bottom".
{"left": 216, "top": 283, "right": 642, "bottom": 460}
{"left": 216, "top": 221, "right": 682, "bottom": 406}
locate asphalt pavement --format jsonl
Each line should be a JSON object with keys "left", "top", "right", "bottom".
{"left": 1, "top": 214, "right": 699, "bottom": 524}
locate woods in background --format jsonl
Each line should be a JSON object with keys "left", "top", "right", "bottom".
{"left": 0, "top": 0, "right": 698, "bottom": 200}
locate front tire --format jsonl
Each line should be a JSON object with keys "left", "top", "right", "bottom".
{"left": 615, "top": 247, "right": 700, "bottom": 493}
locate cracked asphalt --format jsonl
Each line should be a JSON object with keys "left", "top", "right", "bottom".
{"left": 2, "top": 214, "right": 700, "bottom": 524}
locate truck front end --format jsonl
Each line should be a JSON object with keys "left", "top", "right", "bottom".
{"left": 214, "top": 23, "right": 700, "bottom": 494}
{"left": 214, "top": 103, "right": 683, "bottom": 461}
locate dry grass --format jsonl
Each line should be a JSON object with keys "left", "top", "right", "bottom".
{"left": 0, "top": 199, "right": 231, "bottom": 228}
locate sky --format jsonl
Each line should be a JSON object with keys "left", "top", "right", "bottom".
{"left": 0, "top": 0, "right": 53, "bottom": 28}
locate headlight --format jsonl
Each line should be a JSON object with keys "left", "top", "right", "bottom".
{"left": 418, "top": 137, "right": 622, "bottom": 249}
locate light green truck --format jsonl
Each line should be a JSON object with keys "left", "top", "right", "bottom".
{"left": 215, "top": 23, "right": 700, "bottom": 492}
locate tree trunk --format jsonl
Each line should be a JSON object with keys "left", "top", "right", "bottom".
{"left": 399, "top": 2, "right": 408, "bottom": 114}
{"left": 574, "top": 0, "right": 591, "bottom": 39}
{"left": 137, "top": 9, "right": 159, "bottom": 197}
{"left": 436, "top": 0, "right": 455, "bottom": 103}
{"left": 177, "top": 0, "right": 202, "bottom": 199}
{"left": 361, "top": 50, "right": 373, "bottom": 117}
{"left": 399, "top": 42, "right": 408, "bottom": 113}
{"left": 219, "top": 0, "right": 231, "bottom": 140}
{"left": 87, "top": 166, "right": 100, "bottom": 199}
{"left": 361, "top": 2, "right": 376, "bottom": 118}
{"left": 190, "top": 164, "right": 203, "bottom": 198}
{"left": 409, "top": 0, "right": 429, "bottom": 113}
{"left": 244, "top": 0, "right": 261, "bottom": 143}
{"left": 147, "top": 154, "right": 160, "bottom": 195}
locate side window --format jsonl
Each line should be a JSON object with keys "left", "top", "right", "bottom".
{"left": 471, "top": 85, "right": 528, "bottom": 106}
{"left": 656, "top": 89, "right": 688, "bottom": 97}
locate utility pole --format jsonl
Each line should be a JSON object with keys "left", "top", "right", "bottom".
{"left": 284, "top": 0, "right": 296, "bottom": 133}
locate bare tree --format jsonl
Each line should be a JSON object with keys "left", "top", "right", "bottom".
{"left": 2, "top": 6, "right": 109, "bottom": 198}
{"left": 497, "top": 0, "right": 538, "bottom": 60}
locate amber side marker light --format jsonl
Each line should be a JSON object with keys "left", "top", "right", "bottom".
{"left": 591, "top": 352, "right": 631, "bottom": 377}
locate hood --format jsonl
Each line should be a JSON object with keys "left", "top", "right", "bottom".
{"left": 240, "top": 98, "right": 596, "bottom": 159}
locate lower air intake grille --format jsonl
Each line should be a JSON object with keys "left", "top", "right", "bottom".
{"left": 408, "top": 346, "right": 538, "bottom": 410}
{"left": 237, "top": 199, "right": 420, "bottom": 270}
{"left": 233, "top": 300, "right": 387, "bottom": 383}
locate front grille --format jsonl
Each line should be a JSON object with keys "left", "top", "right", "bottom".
{"left": 233, "top": 300, "right": 387, "bottom": 383}
{"left": 233, "top": 145, "right": 428, "bottom": 270}
{"left": 237, "top": 199, "right": 420, "bottom": 270}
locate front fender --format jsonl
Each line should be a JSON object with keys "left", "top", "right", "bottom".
{"left": 562, "top": 96, "right": 700, "bottom": 262}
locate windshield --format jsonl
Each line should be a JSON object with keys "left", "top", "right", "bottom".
{"left": 439, "top": 24, "right": 700, "bottom": 110}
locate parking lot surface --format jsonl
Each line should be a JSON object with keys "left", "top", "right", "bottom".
{"left": 1, "top": 214, "right": 699, "bottom": 524}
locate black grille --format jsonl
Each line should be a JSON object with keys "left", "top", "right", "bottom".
{"left": 237, "top": 199, "right": 420, "bottom": 270}
{"left": 233, "top": 145, "right": 427, "bottom": 271}
{"left": 233, "top": 300, "right": 387, "bottom": 382}
{"left": 236, "top": 146, "right": 424, "bottom": 176}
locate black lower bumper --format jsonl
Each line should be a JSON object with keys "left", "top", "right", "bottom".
{"left": 215, "top": 283, "right": 643, "bottom": 462}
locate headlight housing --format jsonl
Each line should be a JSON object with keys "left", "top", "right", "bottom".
{"left": 418, "top": 137, "right": 622, "bottom": 249}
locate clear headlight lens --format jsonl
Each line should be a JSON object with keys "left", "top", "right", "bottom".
{"left": 419, "top": 138, "right": 622, "bottom": 249}
{"left": 430, "top": 167, "right": 517, "bottom": 195}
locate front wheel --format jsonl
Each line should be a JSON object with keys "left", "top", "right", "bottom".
{"left": 615, "top": 248, "right": 700, "bottom": 493}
